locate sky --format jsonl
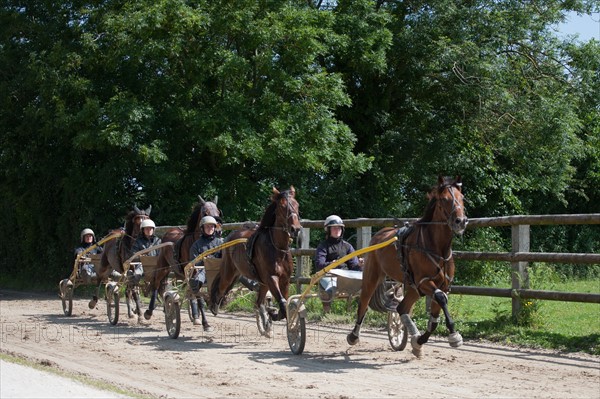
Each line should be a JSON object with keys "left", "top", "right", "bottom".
{"left": 555, "top": 11, "right": 600, "bottom": 41}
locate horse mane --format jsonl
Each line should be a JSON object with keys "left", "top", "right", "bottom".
{"left": 185, "top": 204, "right": 203, "bottom": 234}
{"left": 122, "top": 210, "right": 138, "bottom": 249}
{"left": 418, "top": 176, "right": 458, "bottom": 224}
{"left": 258, "top": 200, "right": 278, "bottom": 228}
{"left": 258, "top": 189, "right": 294, "bottom": 228}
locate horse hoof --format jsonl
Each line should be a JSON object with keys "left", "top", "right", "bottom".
{"left": 88, "top": 299, "right": 97, "bottom": 309}
{"left": 144, "top": 310, "right": 153, "bottom": 320}
{"left": 448, "top": 332, "right": 463, "bottom": 347}
{"left": 411, "top": 335, "right": 423, "bottom": 358}
{"left": 346, "top": 333, "right": 359, "bottom": 346}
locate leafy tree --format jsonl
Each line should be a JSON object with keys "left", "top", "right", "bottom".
{"left": 0, "top": 0, "right": 597, "bottom": 286}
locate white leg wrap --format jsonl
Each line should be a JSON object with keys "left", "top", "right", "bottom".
{"left": 448, "top": 331, "right": 463, "bottom": 347}
{"left": 411, "top": 335, "right": 423, "bottom": 358}
{"left": 400, "top": 314, "right": 420, "bottom": 336}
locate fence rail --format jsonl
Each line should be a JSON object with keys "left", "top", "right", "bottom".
{"left": 157, "top": 213, "right": 600, "bottom": 316}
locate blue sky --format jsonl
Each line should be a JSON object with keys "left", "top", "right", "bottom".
{"left": 556, "top": 11, "right": 600, "bottom": 41}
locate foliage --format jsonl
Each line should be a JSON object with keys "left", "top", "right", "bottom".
{"left": 0, "top": 1, "right": 598, "bottom": 285}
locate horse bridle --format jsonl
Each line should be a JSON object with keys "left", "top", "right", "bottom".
{"left": 271, "top": 192, "right": 300, "bottom": 236}
{"left": 436, "top": 184, "right": 465, "bottom": 229}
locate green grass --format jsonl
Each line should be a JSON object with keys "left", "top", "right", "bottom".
{"left": 226, "top": 279, "right": 600, "bottom": 355}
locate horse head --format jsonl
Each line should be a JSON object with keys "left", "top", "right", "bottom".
{"left": 430, "top": 175, "right": 468, "bottom": 235}
{"left": 271, "top": 186, "right": 302, "bottom": 239}
{"left": 126, "top": 204, "right": 151, "bottom": 238}
{"left": 198, "top": 195, "right": 224, "bottom": 224}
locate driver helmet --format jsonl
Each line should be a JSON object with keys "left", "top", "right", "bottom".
{"left": 200, "top": 216, "right": 218, "bottom": 227}
{"left": 324, "top": 215, "right": 345, "bottom": 236}
{"left": 141, "top": 219, "right": 156, "bottom": 229}
{"left": 80, "top": 228, "right": 95, "bottom": 241}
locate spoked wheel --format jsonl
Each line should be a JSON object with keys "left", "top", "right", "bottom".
{"left": 164, "top": 296, "right": 181, "bottom": 339}
{"left": 387, "top": 311, "right": 408, "bottom": 351}
{"left": 286, "top": 300, "right": 306, "bottom": 355}
{"left": 256, "top": 303, "right": 273, "bottom": 338}
{"left": 60, "top": 280, "right": 73, "bottom": 316}
{"left": 107, "top": 289, "right": 120, "bottom": 325}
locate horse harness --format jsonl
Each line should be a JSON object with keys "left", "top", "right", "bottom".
{"left": 395, "top": 224, "right": 454, "bottom": 297}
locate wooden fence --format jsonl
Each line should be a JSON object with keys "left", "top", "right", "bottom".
{"left": 157, "top": 213, "right": 600, "bottom": 318}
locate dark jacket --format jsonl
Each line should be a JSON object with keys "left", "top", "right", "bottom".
{"left": 132, "top": 235, "right": 162, "bottom": 257}
{"left": 190, "top": 234, "right": 224, "bottom": 266}
{"left": 74, "top": 242, "right": 103, "bottom": 258}
{"left": 314, "top": 237, "right": 359, "bottom": 272}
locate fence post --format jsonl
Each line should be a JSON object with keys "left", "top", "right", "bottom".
{"left": 356, "top": 226, "right": 372, "bottom": 249}
{"left": 511, "top": 224, "right": 530, "bottom": 318}
{"left": 296, "top": 227, "right": 311, "bottom": 293}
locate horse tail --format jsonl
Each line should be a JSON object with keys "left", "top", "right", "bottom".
{"left": 368, "top": 281, "right": 391, "bottom": 313}
{"left": 209, "top": 272, "right": 237, "bottom": 316}
{"left": 209, "top": 272, "right": 221, "bottom": 308}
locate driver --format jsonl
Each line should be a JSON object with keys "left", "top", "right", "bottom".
{"left": 313, "top": 215, "right": 362, "bottom": 313}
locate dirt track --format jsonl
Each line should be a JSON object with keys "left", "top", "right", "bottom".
{"left": 1, "top": 289, "right": 599, "bottom": 399}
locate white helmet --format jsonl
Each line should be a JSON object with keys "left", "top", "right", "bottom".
{"left": 80, "top": 228, "right": 95, "bottom": 241}
{"left": 141, "top": 219, "right": 156, "bottom": 229}
{"left": 200, "top": 216, "right": 218, "bottom": 227}
{"left": 324, "top": 215, "right": 344, "bottom": 231}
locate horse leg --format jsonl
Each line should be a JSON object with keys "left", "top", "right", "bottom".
{"left": 255, "top": 286, "right": 271, "bottom": 336}
{"left": 396, "top": 289, "right": 423, "bottom": 358}
{"left": 198, "top": 297, "right": 213, "bottom": 332}
{"left": 209, "top": 267, "right": 238, "bottom": 316}
{"left": 347, "top": 267, "right": 382, "bottom": 345}
{"left": 89, "top": 281, "right": 102, "bottom": 309}
{"left": 264, "top": 276, "right": 287, "bottom": 321}
{"left": 416, "top": 298, "right": 440, "bottom": 346}
{"left": 432, "top": 288, "right": 463, "bottom": 347}
{"left": 144, "top": 289, "right": 158, "bottom": 320}
{"left": 133, "top": 288, "right": 144, "bottom": 322}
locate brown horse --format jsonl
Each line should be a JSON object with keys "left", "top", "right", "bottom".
{"left": 210, "top": 186, "right": 302, "bottom": 335}
{"left": 89, "top": 205, "right": 151, "bottom": 317}
{"left": 347, "top": 176, "right": 468, "bottom": 357}
{"left": 143, "top": 196, "right": 223, "bottom": 324}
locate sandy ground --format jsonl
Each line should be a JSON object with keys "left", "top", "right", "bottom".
{"left": 0, "top": 289, "right": 599, "bottom": 399}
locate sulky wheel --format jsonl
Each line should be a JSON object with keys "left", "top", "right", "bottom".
{"left": 164, "top": 296, "right": 181, "bottom": 339}
{"left": 107, "top": 290, "right": 120, "bottom": 325}
{"left": 387, "top": 311, "right": 408, "bottom": 351}
{"left": 286, "top": 300, "right": 306, "bottom": 355}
